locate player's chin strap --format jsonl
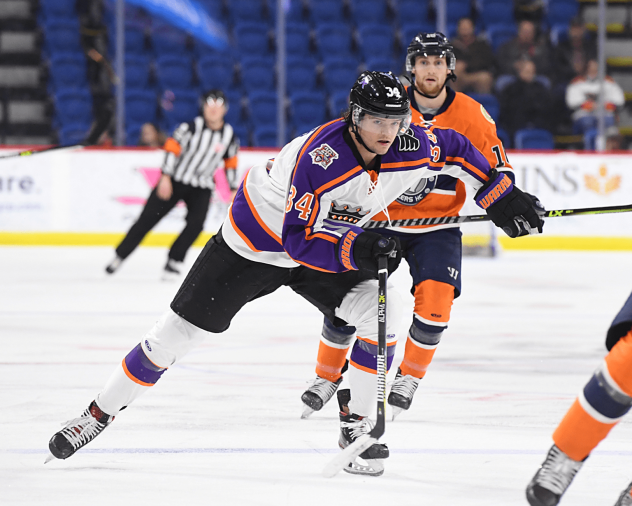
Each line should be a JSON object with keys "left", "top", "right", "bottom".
{"left": 413, "top": 72, "right": 457, "bottom": 99}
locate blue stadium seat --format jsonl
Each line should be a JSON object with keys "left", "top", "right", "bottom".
{"left": 248, "top": 91, "right": 278, "bottom": 127}
{"left": 494, "top": 74, "right": 516, "bottom": 94}
{"left": 48, "top": 53, "right": 88, "bottom": 91}
{"left": 126, "top": 90, "right": 158, "bottom": 126}
{"left": 322, "top": 57, "right": 360, "bottom": 94}
{"left": 126, "top": 122, "right": 144, "bottom": 146}
{"left": 350, "top": 0, "right": 388, "bottom": 25}
{"left": 241, "top": 57, "right": 275, "bottom": 93}
{"left": 310, "top": 0, "right": 346, "bottom": 26}
{"left": 467, "top": 93, "right": 500, "bottom": 123}
{"left": 330, "top": 90, "right": 350, "bottom": 118}
{"left": 357, "top": 24, "right": 395, "bottom": 61}
{"left": 479, "top": 1, "right": 514, "bottom": 27}
{"left": 155, "top": 55, "right": 194, "bottom": 89}
{"left": 286, "top": 22, "right": 312, "bottom": 57}
{"left": 546, "top": 1, "right": 579, "bottom": 27}
{"left": 364, "top": 56, "right": 399, "bottom": 74}
{"left": 252, "top": 126, "right": 278, "bottom": 147}
{"left": 107, "top": 27, "right": 147, "bottom": 57}
{"left": 197, "top": 55, "right": 234, "bottom": 90}
{"left": 58, "top": 122, "right": 91, "bottom": 145}
{"left": 228, "top": 0, "right": 265, "bottom": 23}
{"left": 151, "top": 21, "right": 189, "bottom": 56}
{"left": 315, "top": 23, "right": 354, "bottom": 57}
{"left": 290, "top": 91, "right": 327, "bottom": 129}
{"left": 232, "top": 124, "right": 250, "bottom": 146}
{"left": 514, "top": 128, "right": 554, "bottom": 149}
{"left": 54, "top": 89, "right": 93, "bottom": 126}
{"left": 496, "top": 127, "right": 511, "bottom": 149}
{"left": 286, "top": 58, "right": 318, "bottom": 94}
{"left": 160, "top": 89, "right": 199, "bottom": 133}
{"left": 234, "top": 22, "right": 272, "bottom": 57}
{"left": 486, "top": 23, "right": 517, "bottom": 51}
{"left": 43, "top": 20, "right": 82, "bottom": 54}
{"left": 550, "top": 23, "right": 569, "bottom": 46}
{"left": 445, "top": 0, "right": 472, "bottom": 24}
{"left": 268, "top": 0, "right": 306, "bottom": 23}
{"left": 197, "top": 0, "right": 225, "bottom": 19}
{"left": 396, "top": 0, "right": 431, "bottom": 26}
{"left": 124, "top": 54, "right": 152, "bottom": 89}
{"left": 39, "top": 0, "right": 76, "bottom": 22}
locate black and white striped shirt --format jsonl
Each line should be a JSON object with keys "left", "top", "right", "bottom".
{"left": 162, "top": 116, "right": 240, "bottom": 190}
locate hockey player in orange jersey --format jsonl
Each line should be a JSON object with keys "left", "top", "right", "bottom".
{"left": 526, "top": 291, "right": 632, "bottom": 506}
{"left": 301, "top": 32, "right": 544, "bottom": 419}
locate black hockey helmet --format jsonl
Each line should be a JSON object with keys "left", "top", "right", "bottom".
{"left": 348, "top": 71, "right": 411, "bottom": 135}
{"left": 200, "top": 89, "right": 228, "bottom": 109}
{"left": 406, "top": 32, "right": 456, "bottom": 73}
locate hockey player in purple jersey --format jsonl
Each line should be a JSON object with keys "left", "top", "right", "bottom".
{"left": 46, "top": 71, "right": 543, "bottom": 475}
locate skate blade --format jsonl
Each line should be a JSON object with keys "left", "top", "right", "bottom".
{"left": 44, "top": 452, "right": 56, "bottom": 464}
{"left": 301, "top": 406, "right": 315, "bottom": 419}
{"left": 391, "top": 406, "right": 405, "bottom": 421}
{"left": 343, "top": 457, "right": 385, "bottom": 477}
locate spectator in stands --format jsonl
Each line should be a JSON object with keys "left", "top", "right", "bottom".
{"left": 139, "top": 122, "right": 166, "bottom": 147}
{"left": 566, "top": 58, "right": 625, "bottom": 134}
{"left": 496, "top": 20, "right": 551, "bottom": 77}
{"left": 553, "top": 17, "right": 597, "bottom": 86}
{"left": 451, "top": 17, "right": 495, "bottom": 94}
{"left": 499, "top": 58, "right": 553, "bottom": 137}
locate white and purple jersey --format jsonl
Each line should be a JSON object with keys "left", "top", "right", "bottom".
{"left": 222, "top": 119, "right": 495, "bottom": 273}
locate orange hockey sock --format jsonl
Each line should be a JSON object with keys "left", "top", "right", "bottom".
{"left": 315, "top": 338, "right": 350, "bottom": 382}
{"left": 400, "top": 335, "right": 437, "bottom": 379}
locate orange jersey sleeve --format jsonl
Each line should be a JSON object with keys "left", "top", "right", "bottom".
{"left": 371, "top": 89, "right": 510, "bottom": 230}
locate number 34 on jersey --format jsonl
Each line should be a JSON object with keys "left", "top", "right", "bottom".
{"left": 286, "top": 186, "right": 314, "bottom": 221}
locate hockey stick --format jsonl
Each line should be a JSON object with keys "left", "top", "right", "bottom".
{"left": 363, "top": 203, "right": 632, "bottom": 230}
{"left": 0, "top": 107, "right": 113, "bottom": 160}
{"left": 322, "top": 255, "right": 388, "bottom": 478}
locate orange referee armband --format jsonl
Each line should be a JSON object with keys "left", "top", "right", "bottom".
{"left": 163, "top": 137, "right": 182, "bottom": 156}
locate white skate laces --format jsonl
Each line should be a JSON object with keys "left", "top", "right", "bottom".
{"left": 340, "top": 414, "right": 375, "bottom": 440}
{"left": 389, "top": 371, "right": 419, "bottom": 400}
{"left": 532, "top": 445, "right": 583, "bottom": 496}
{"left": 301, "top": 375, "right": 342, "bottom": 418}
{"left": 59, "top": 412, "right": 108, "bottom": 450}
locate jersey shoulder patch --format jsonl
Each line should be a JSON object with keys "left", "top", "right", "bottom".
{"left": 398, "top": 127, "right": 421, "bottom": 152}
{"left": 309, "top": 143, "right": 339, "bottom": 169}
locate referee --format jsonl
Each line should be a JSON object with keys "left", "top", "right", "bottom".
{"left": 106, "top": 89, "right": 240, "bottom": 279}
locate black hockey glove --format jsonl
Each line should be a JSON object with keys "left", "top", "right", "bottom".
{"left": 338, "top": 230, "right": 402, "bottom": 277}
{"left": 475, "top": 169, "right": 544, "bottom": 238}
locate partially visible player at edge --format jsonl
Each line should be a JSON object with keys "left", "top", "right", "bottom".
{"left": 301, "top": 32, "right": 535, "bottom": 420}
{"left": 45, "top": 71, "right": 543, "bottom": 477}
{"left": 526, "top": 291, "right": 632, "bottom": 506}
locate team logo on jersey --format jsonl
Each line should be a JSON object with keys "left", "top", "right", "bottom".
{"left": 396, "top": 176, "right": 437, "bottom": 206}
{"left": 398, "top": 128, "right": 420, "bottom": 152}
{"left": 328, "top": 201, "right": 370, "bottom": 224}
{"left": 309, "top": 143, "right": 339, "bottom": 169}
{"left": 480, "top": 104, "right": 495, "bottom": 124}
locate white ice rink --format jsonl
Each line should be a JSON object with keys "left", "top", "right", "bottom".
{"left": 1, "top": 245, "right": 631, "bottom": 505}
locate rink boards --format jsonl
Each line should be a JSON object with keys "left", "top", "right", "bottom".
{"left": 0, "top": 146, "right": 631, "bottom": 250}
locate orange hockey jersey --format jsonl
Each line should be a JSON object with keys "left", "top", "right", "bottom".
{"left": 370, "top": 86, "right": 512, "bottom": 232}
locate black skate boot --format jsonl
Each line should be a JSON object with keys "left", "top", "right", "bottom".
{"left": 526, "top": 445, "right": 584, "bottom": 506}
{"left": 615, "top": 481, "right": 632, "bottom": 506}
{"left": 105, "top": 255, "right": 123, "bottom": 274}
{"left": 162, "top": 259, "right": 183, "bottom": 281}
{"left": 337, "top": 389, "right": 388, "bottom": 476}
{"left": 46, "top": 401, "right": 115, "bottom": 462}
{"left": 301, "top": 361, "right": 348, "bottom": 418}
{"left": 387, "top": 367, "right": 420, "bottom": 420}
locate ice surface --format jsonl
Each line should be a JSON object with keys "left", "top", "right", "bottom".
{"left": 0, "top": 245, "right": 631, "bottom": 505}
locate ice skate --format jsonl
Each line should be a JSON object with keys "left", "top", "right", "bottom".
{"left": 388, "top": 367, "right": 420, "bottom": 420}
{"left": 46, "top": 400, "right": 115, "bottom": 463}
{"left": 615, "top": 481, "right": 632, "bottom": 506}
{"left": 526, "top": 445, "right": 584, "bottom": 506}
{"left": 162, "top": 259, "right": 183, "bottom": 281}
{"left": 105, "top": 255, "right": 123, "bottom": 274}
{"left": 336, "top": 389, "right": 388, "bottom": 476}
{"left": 301, "top": 375, "right": 344, "bottom": 418}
